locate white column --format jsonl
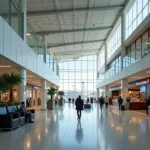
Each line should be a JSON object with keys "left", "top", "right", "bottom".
{"left": 104, "top": 42, "right": 108, "bottom": 72}
{"left": 121, "top": 13, "right": 126, "bottom": 70}
{"left": 121, "top": 78, "right": 128, "bottom": 102}
{"left": 97, "top": 88, "right": 99, "bottom": 99}
{"left": 19, "top": 69, "right": 26, "bottom": 103}
{"left": 104, "top": 86, "right": 109, "bottom": 97}
{"left": 42, "top": 35, "right": 47, "bottom": 63}
{"left": 19, "top": 0, "right": 27, "bottom": 43}
{"left": 41, "top": 79, "right": 47, "bottom": 110}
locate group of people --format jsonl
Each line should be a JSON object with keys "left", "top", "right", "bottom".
{"left": 68, "top": 97, "right": 75, "bottom": 103}
{"left": 98, "top": 96, "right": 110, "bottom": 111}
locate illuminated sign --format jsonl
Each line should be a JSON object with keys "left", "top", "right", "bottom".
{"left": 136, "top": 81, "right": 147, "bottom": 86}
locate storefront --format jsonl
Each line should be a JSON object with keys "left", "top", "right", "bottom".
{"left": 0, "top": 84, "right": 41, "bottom": 107}
{"left": 110, "top": 77, "right": 150, "bottom": 110}
{"left": 26, "top": 84, "right": 41, "bottom": 107}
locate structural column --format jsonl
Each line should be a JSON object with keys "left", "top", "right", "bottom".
{"left": 104, "top": 86, "right": 109, "bottom": 97}
{"left": 40, "top": 79, "right": 47, "bottom": 110}
{"left": 19, "top": 69, "right": 26, "bottom": 103}
{"left": 42, "top": 35, "right": 47, "bottom": 63}
{"left": 121, "top": 13, "right": 126, "bottom": 70}
{"left": 19, "top": 0, "right": 27, "bottom": 43}
{"left": 104, "top": 42, "right": 108, "bottom": 72}
{"left": 121, "top": 78, "right": 128, "bottom": 102}
{"left": 97, "top": 88, "right": 99, "bottom": 100}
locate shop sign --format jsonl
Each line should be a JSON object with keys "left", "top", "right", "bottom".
{"left": 136, "top": 81, "right": 147, "bottom": 86}
{"left": 34, "top": 86, "right": 40, "bottom": 90}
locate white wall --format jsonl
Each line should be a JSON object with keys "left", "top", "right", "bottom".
{"left": 0, "top": 16, "right": 59, "bottom": 86}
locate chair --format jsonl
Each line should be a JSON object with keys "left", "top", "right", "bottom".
{"left": 0, "top": 107, "right": 20, "bottom": 130}
{"left": 7, "top": 106, "right": 25, "bottom": 126}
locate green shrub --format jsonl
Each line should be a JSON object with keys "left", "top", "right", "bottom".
{"left": 0, "top": 101, "right": 20, "bottom": 107}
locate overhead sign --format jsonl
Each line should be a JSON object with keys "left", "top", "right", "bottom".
{"left": 136, "top": 81, "right": 147, "bottom": 86}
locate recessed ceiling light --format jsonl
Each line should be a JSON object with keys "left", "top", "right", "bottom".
{"left": 27, "top": 75, "right": 34, "bottom": 78}
{"left": 131, "top": 77, "right": 142, "bottom": 79}
{"left": 26, "top": 33, "right": 31, "bottom": 36}
{"left": 0, "top": 65, "right": 11, "bottom": 67}
{"left": 116, "top": 82, "right": 120, "bottom": 84}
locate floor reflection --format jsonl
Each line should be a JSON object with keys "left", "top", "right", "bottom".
{"left": 75, "top": 121, "right": 84, "bottom": 144}
{"left": 0, "top": 104, "right": 150, "bottom": 150}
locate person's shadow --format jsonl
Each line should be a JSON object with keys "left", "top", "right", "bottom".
{"left": 75, "top": 121, "right": 84, "bottom": 144}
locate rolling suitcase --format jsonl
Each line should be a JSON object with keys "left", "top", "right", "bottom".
{"left": 121, "top": 105, "right": 125, "bottom": 111}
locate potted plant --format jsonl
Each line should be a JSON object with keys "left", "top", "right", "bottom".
{"left": 47, "top": 87, "right": 57, "bottom": 110}
{"left": 58, "top": 91, "right": 65, "bottom": 106}
{"left": 1, "top": 73, "right": 22, "bottom": 102}
{"left": 0, "top": 76, "right": 9, "bottom": 101}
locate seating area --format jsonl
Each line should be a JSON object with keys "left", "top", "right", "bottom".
{"left": 84, "top": 103, "right": 91, "bottom": 109}
{"left": 0, "top": 106, "right": 35, "bottom": 130}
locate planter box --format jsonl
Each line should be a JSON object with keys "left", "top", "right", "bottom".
{"left": 47, "top": 100, "right": 55, "bottom": 110}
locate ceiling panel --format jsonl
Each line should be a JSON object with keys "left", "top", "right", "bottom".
{"left": 26, "top": 0, "right": 127, "bottom": 61}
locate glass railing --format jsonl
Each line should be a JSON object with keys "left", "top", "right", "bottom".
{"left": 0, "top": 0, "right": 23, "bottom": 38}
{"left": 97, "top": 42, "right": 150, "bottom": 83}
{"left": 0, "top": 0, "right": 59, "bottom": 77}
{"left": 26, "top": 22, "right": 60, "bottom": 76}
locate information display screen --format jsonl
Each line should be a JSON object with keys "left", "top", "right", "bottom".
{"left": 140, "top": 86, "right": 146, "bottom": 92}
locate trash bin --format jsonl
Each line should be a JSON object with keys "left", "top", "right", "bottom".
{"left": 148, "top": 106, "right": 150, "bottom": 116}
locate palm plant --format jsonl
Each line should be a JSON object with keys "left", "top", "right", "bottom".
{"left": 1, "top": 73, "right": 22, "bottom": 102}
{"left": 0, "top": 76, "right": 9, "bottom": 101}
{"left": 57, "top": 91, "right": 65, "bottom": 106}
{"left": 58, "top": 91, "right": 65, "bottom": 99}
{"left": 47, "top": 87, "right": 57, "bottom": 101}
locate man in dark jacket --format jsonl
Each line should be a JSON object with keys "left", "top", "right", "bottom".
{"left": 146, "top": 97, "right": 150, "bottom": 115}
{"left": 118, "top": 96, "right": 123, "bottom": 110}
{"left": 75, "top": 96, "right": 84, "bottom": 120}
{"left": 99, "top": 96, "right": 104, "bottom": 111}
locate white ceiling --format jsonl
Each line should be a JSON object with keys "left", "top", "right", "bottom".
{"left": 27, "top": 0, "right": 126, "bottom": 61}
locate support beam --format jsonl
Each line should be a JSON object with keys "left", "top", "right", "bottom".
{"left": 53, "top": 49, "right": 99, "bottom": 56}
{"left": 27, "top": 5, "right": 123, "bottom": 17}
{"left": 37, "top": 26, "right": 112, "bottom": 35}
{"left": 48, "top": 39, "right": 105, "bottom": 48}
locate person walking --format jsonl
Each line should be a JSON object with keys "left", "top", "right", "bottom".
{"left": 118, "top": 96, "right": 123, "bottom": 110}
{"left": 146, "top": 97, "right": 150, "bottom": 115}
{"left": 99, "top": 96, "right": 104, "bottom": 111}
{"left": 75, "top": 95, "right": 84, "bottom": 120}
{"left": 104, "top": 96, "right": 109, "bottom": 109}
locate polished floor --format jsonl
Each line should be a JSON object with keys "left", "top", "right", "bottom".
{"left": 0, "top": 103, "right": 150, "bottom": 150}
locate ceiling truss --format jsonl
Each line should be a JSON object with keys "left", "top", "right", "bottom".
{"left": 27, "top": 5, "right": 123, "bottom": 17}
{"left": 47, "top": 39, "right": 105, "bottom": 48}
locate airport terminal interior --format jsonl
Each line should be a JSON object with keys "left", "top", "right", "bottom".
{"left": 1, "top": 0, "right": 150, "bottom": 149}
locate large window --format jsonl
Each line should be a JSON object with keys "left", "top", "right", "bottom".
{"left": 0, "top": 0, "right": 23, "bottom": 38}
{"left": 59, "top": 55, "right": 97, "bottom": 100}
{"left": 98, "top": 47, "right": 105, "bottom": 69}
{"left": 123, "top": 29, "right": 150, "bottom": 69}
{"left": 107, "top": 24, "right": 121, "bottom": 60}
{"left": 126, "top": 0, "right": 150, "bottom": 39}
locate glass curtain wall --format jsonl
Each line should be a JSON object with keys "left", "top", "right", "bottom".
{"left": 123, "top": 30, "right": 150, "bottom": 69}
{"left": 126, "top": 0, "right": 150, "bottom": 39}
{"left": 59, "top": 55, "right": 97, "bottom": 100}
{"left": 107, "top": 24, "right": 121, "bottom": 60}
{"left": 0, "top": 0, "right": 23, "bottom": 38}
{"left": 98, "top": 46, "right": 105, "bottom": 69}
